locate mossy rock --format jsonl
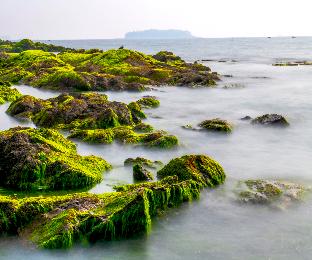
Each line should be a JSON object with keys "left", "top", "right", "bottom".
{"left": 0, "top": 127, "right": 111, "bottom": 191}
{"left": 133, "top": 164, "right": 154, "bottom": 181}
{"left": 0, "top": 47, "right": 217, "bottom": 91}
{"left": 0, "top": 81, "right": 22, "bottom": 104}
{"left": 238, "top": 180, "right": 306, "bottom": 208}
{"left": 133, "top": 122, "right": 154, "bottom": 133}
{"left": 137, "top": 96, "right": 160, "bottom": 108}
{"left": 124, "top": 157, "right": 163, "bottom": 169}
{"left": 251, "top": 114, "right": 289, "bottom": 127}
{"left": 157, "top": 155, "right": 226, "bottom": 187}
{"left": 199, "top": 118, "right": 233, "bottom": 133}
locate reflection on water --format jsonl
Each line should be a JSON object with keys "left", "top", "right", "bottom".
{"left": 1, "top": 39, "right": 312, "bottom": 259}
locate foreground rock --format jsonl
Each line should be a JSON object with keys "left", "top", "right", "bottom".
{"left": 7, "top": 93, "right": 179, "bottom": 149}
{"left": 238, "top": 179, "right": 306, "bottom": 209}
{"left": 198, "top": 118, "right": 233, "bottom": 133}
{"left": 0, "top": 48, "right": 218, "bottom": 91}
{"left": 0, "top": 154, "right": 226, "bottom": 249}
{"left": 133, "top": 164, "right": 154, "bottom": 181}
{"left": 0, "top": 127, "right": 111, "bottom": 190}
{"left": 0, "top": 81, "right": 21, "bottom": 105}
{"left": 251, "top": 114, "right": 289, "bottom": 127}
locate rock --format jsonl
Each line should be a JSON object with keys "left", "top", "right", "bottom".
{"left": 198, "top": 118, "right": 233, "bottom": 133}
{"left": 133, "top": 122, "right": 154, "bottom": 133}
{"left": 0, "top": 81, "right": 22, "bottom": 105}
{"left": 238, "top": 179, "right": 306, "bottom": 209}
{"left": 137, "top": 96, "right": 160, "bottom": 108}
{"left": 223, "top": 83, "right": 245, "bottom": 89}
{"left": 240, "top": 116, "right": 252, "bottom": 121}
{"left": 124, "top": 157, "right": 163, "bottom": 168}
{"left": 0, "top": 127, "right": 111, "bottom": 191}
{"left": 0, "top": 48, "right": 217, "bottom": 91}
{"left": 133, "top": 164, "right": 154, "bottom": 181}
{"left": 157, "top": 155, "right": 226, "bottom": 187}
{"left": 251, "top": 114, "right": 289, "bottom": 127}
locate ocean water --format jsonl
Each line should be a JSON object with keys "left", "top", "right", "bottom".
{"left": 1, "top": 37, "right": 312, "bottom": 259}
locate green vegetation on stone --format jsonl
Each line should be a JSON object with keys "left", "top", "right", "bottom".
{"left": 0, "top": 81, "right": 22, "bottom": 104}
{"left": 199, "top": 118, "right": 233, "bottom": 133}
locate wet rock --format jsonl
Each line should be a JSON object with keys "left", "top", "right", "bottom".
{"left": 0, "top": 81, "right": 22, "bottom": 105}
{"left": 251, "top": 114, "right": 289, "bottom": 127}
{"left": 223, "top": 83, "right": 245, "bottom": 89}
{"left": 157, "top": 155, "right": 226, "bottom": 187}
{"left": 133, "top": 164, "right": 154, "bottom": 181}
{"left": 124, "top": 157, "right": 163, "bottom": 168}
{"left": 0, "top": 127, "right": 111, "bottom": 191}
{"left": 198, "top": 118, "right": 233, "bottom": 133}
{"left": 238, "top": 179, "right": 306, "bottom": 209}
{"left": 273, "top": 61, "right": 312, "bottom": 66}
{"left": 137, "top": 96, "right": 160, "bottom": 108}
{"left": 240, "top": 116, "right": 252, "bottom": 121}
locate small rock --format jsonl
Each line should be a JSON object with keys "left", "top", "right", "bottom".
{"left": 199, "top": 118, "right": 233, "bottom": 133}
{"left": 240, "top": 116, "right": 252, "bottom": 121}
{"left": 251, "top": 114, "right": 289, "bottom": 127}
{"left": 124, "top": 157, "right": 163, "bottom": 169}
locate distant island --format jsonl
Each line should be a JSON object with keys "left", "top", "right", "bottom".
{"left": 125, "top": 29, "right": 195, "bottom": 39}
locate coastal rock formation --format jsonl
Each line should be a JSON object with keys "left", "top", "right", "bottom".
{"left": 0, "top": 38, "right": 73, "bottom": 53}
{"left": 198, "top": 118, "right": 233, "bottom": 133}
{"left": 133, "top": 164, "right": 154, "bottom": 181}
{"left": 0, "top": 154, "right": 226, "bottom": 249}
{"left": 0, "top": 48, "right": 218, "bottom": 91}
{"left": 0, "top": 127, "right": 111, "bottom": 191}
{"left": 157, "top": 155, "right": 226, "bottom": 187}
{"left": 238, "top": 179, "right": 306, "bottom": 209}
{"left": 251, "top": 114, "right": 289, "bottom": 127}
{"left": 0, "top": 81, "right": 21, "bottom": 104}
{"left": 8, "top": 93, "right": 179, "bottom": 148}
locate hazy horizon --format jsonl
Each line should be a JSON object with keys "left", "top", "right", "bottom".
{"left": 1, "top": 0, "right": 312, "bottom": 40}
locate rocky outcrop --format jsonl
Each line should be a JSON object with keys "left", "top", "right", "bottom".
{"left": 251, "top": 114, "right": 289, "bottom": 127}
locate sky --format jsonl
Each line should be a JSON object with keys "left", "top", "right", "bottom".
{"left": 1, "top": 0, "right": 312, "bottom": 40}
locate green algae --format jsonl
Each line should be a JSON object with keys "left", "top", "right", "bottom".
{"left": 0, "top": 127, "right": 111, "bottom": 191}
{"left": 157, "top": 155, "right": 226, "bottom": 187}
{"left": 0, "top": 47, "right": 217, "bottom": 91}
{"left": 198, "top": 118, "right": 233, "bottom": 133}
{"left": 133, "top": 164, "right": 154, "bottom": 181}
{"left": 137, "top": 96, "right": 160, "bottom": 108}
{"left": 124, "top": 157, "right": 163, "bottom": 169}
{"left": 0, "top": 81, "right": 22, "bottom": 104}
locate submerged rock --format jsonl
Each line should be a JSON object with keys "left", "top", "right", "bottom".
{"left": 133, "top": 164, "right": 154, "bottom": 181}
{"left": 137, "top": 96, "right": 160, "bottom": 108}
{"left": 0, "top": 48, "right": 218, "bottom": 91}
{"left": 124, "top": 157, "right": 163, "bottom": 168}
{"left": 251, "top": 114, "right": 289, "bottom": 127}
{"left": 240, "top": 116, "right": 252, "bottom": 121}
{"left": 198, "top": 118, "right": 233, "bottom": 133}
{"left": 157, "top": 155, "right": 226, "bottom": 187}
{"left": 0, "top": 152, "right": 226, "bottom": 249}
{"left": 0, "top": 127, "right": 111, "bottom": 191}
{"left": 238, "top": 179, "right": 306, "bottom": 209}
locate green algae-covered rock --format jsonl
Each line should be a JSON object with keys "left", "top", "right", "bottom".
{"left": 0, "top": 48, "right": 218, "bottom": 91}
{"left": 133, "top": 122, "right": 154, "bottom": 132}
{"left": 137, "top": 96, "right": 160, "bottom": 108}
{"left": 0, "top": 81, "right": 22, "bottom": 104}
{"left": 199, "top": 118, "right": 233, "bottom": 133}
{"left": 157, "top": 155, "right": 226, "bottom": 187}
{"left": 124, "top": 157, "right": 163, "bottom": 169}
{"left": 0, "top": 176, "right": 202, "bottom": 249}
{"left": 238, "top": 179, "right": 306, "bottom": 208}
{"left": 0, "top": 127, "right": 111, "bottom": 191}
{"left": 0, "top": 38, "right": 73, "bottom": 53}
{"left": 133, "top": 164, "right": 154, "bottom": 181}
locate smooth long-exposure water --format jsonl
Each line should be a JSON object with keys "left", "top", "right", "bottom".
{"left": 1, "top": 37, "right": 312, "bottom": 259}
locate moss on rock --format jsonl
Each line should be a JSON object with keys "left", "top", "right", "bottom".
{"left": 251, "top": 114, "right": 289, "bottom": 127}
{"left": 0, "top": 81, "right": 22, "bottom": 104}
{"left": 124, "top": 157, "right": 163, "bottom": 169}
{"left": 0, "top": 127, "right": 111, "bottom": 191}
{"left": 157, "top": 155, "right": 226, "bottom": 187}
{"left": 198, "top": 118, "right": 233, "bottom": 133}
{"left": 137, "top": 96, "right": 160, "bottom": 108}
{"left": 133, "top": 164, "right": 154, "bottom": 181}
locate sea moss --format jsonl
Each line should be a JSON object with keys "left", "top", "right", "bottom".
{"left": 137, "top": 96, "right": 160, "bottom": 108}
{"left": 157, "top": 155, "right": 226, "bottom": 187}
{"left": 0, "top": 81, "right": 22, "bottom": 104}
{"left": 133, "top": 164, "right": 154, "bottom": 181}
{"left": 198, "top": 118, "right": 233, "bottom": 133}
{"left": 0, "top": 127, "right": 111, "bottom": 191}
{"left": 0, "top": 47, "right": 218, "bottom": 91}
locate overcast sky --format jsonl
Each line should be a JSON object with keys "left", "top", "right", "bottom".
{"left": 1, "top": 0, "right": 311, "bottom": 39}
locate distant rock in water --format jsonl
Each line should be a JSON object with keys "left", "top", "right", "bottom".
{"left": 198, "top": 118, "right": 233, "bottom": 133}
{"left": 251, "top": 114, "right": 289, "bottom": 127}
{"left": 125, "top": 29, "right": 195, "bottom": 39}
